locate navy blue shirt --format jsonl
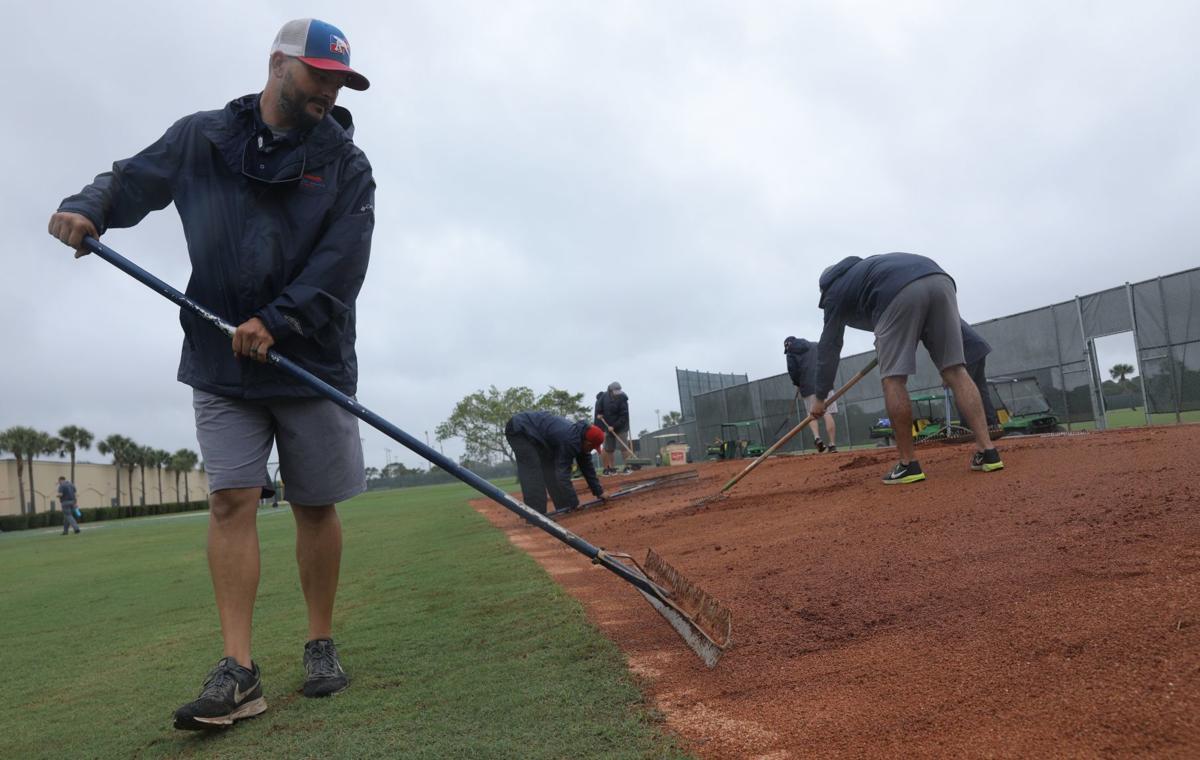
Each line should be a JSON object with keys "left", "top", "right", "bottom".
{"left": 815, "top": 253, "right": 951, "bottom": 398}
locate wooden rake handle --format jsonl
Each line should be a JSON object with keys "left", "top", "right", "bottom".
{"left": 597, "top": 414, "right": 637, "bottom": 457}
{"left": 719, "top": 357, "right": 879, "bottom": 494}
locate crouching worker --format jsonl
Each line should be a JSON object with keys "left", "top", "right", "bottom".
{"left": 504, "top": 411, "right": 606, "bottom": 514}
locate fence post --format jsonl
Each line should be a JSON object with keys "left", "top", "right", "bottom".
{"left": 1125, "top": 282, "right": 1152, "bottom": 426}
{"left": 1076, "top": 295, "right": 1106, "bottom": 430}
{"left": 1156, "top": 276, "right": 1183, "bottom": 423}
{"left": 1050, "top": 304, "right": 1073, "bottom": 431}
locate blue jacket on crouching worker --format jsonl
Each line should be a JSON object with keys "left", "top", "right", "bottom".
{"left": 506, "top": 411, "right": 604, "bottom": 509}
{"left": 57, "top": 94, "right": 375, "bottom": 399}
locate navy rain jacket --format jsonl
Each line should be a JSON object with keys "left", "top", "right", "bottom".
{"left": 784, "top": 338, "right": 818, "bottom": 397}
{"left": 814, "top": 253, "right": 950, "bottom": 398}
{"left": 594, "top": 390, "right": 629, "bottom": 432}
{"left": 58, "top": 94, "right": 375, "bottom": 399}
{"left": 507, "top": 411, "right": 603, "bottom": 507}
{"left": 961, "top": 320, "right": 991, "bottom": 366}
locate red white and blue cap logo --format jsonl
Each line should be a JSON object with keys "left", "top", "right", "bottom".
{"left": 271, "top": 18, "right": 369, "bottom": 91}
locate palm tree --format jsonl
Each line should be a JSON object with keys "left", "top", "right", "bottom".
{"left": 1109, "top": 363, "right": 1136, "bottom": 385}
{"left": 57, "top": 425, "right": 94, "bottom": 484}
{"left": 30, "top": 432, "right": 62, "bottom": 512}
{"left": 172, "top": 449, "right": 200, "bottom": 502}
{"left": 136, "top": 445, "right": 156, "bottom": 506}
{"left": 153, "top": 448, "right": 172, "bottom": 504}
{"left": 97, "top": 434, "right": 135, "bottom": 507}
{"left": 0, "top": 426, "right": 42, "bottom": 513}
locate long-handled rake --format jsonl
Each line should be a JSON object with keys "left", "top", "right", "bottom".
{"left": 597, "top": 414, "right": 637, "bottom": 459}
{"left": 694, "top": 358, "right": 879, "bottom": 506}
{"left": 82, "top": 236, "right": 732, "bottom": 668}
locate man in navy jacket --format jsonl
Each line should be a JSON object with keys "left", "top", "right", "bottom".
{"left": 810, "top": 253, "right": 1003, "bottom": 484}
{"left": 784, "top": 336, "right": 838, "bottom": 452}
{"left": 594, "top": 382, "right": 630, "bottom": 474}
{"left": 49, "top": 19, "right": 374, "bottom": 729}
{"left": 505, "top": 412, "right": 606, "bottom": 514}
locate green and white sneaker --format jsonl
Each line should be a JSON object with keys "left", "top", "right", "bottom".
{"left": 971, "top": 448, "right": 1004, "bottom": 472}
{"left": 882, "top": 460, "right": 926, "bottom": 485}
{"left": 173, "top": 657, "right": 266, "bottom": 730}
{"left": 303, "top": 638, "right": 349, "bottom": 697}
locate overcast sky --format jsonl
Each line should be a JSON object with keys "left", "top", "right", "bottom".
{"left": 3, "top": 1, "right": 1196, "bottom": 472}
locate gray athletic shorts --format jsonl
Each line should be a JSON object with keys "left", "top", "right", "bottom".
{"left": 193, "top": 389, "right": 366, "bottom": 506}
{"left": 804, "top": 395, "right": 838, "bottom": 414}
{"left": 604, "top": 429, "right": 628, "bottom": 452}
{"left": 874, "top": 274, "right": 966, "bottom": 378}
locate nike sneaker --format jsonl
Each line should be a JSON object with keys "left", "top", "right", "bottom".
{"left": 173, "top": 657, "right": 266, "bottom": 730}
{"left": 882, "top": 460, "right": 926, "bottom": 485}
{"left": 971, "top": 448, "right": 1004, "bottom": 472}
{"left": 303, "top": 638, "right": 349, "bottom": 697}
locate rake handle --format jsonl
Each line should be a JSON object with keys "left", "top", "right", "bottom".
{"left": 80, "top": 236, "right": 666, "bottom": 599}
{"left": 597, "top": 414, "right": 637, "bottom": 457}
{"left": 719, "top": 357, "right": 879, "bottom": 494}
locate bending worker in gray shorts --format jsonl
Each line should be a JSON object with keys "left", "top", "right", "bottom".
{"left": 810, "top": 253, "right": 1003, "bottom": 484}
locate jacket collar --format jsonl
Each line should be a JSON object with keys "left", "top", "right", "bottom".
{"left": 200, "top": 94, "right": 356, "bottom": 179}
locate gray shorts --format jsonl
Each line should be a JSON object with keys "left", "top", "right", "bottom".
{"left": 874, "top": 274, "right": 966, "bottom": 378}
{"left": 604, "top": 429, "right": 628, "bottom": 452}
{"left": 193, "top": 389, "right": 366, "bottom": 506}
{"left": 804, "top": 395, "right": 837, "bottom": 414}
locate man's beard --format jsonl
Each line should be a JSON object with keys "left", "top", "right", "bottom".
{"left": 278, "top": 75, "right": 324, "bottom": 131}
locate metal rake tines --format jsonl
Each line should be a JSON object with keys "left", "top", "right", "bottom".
{"left": 642, "top": 548, "right": 732, "bottom": 652}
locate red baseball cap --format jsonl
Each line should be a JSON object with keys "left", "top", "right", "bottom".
{"left": 584, "top": 425, "right": 606, "bottom": 451}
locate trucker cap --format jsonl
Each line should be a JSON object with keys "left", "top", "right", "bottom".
{"left": 271, "top": 18, "right": 370, "bottom": 91}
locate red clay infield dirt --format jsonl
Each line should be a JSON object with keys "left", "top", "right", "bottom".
{"left": 470, "top": 425, "right": 1199, "bottom": 758}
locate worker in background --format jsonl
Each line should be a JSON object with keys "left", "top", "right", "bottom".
{"left": 784, "top": 336, "right": 838, "bottom": 452}
{"left": 594, "top": 381, "right": 630, "bottom": 475}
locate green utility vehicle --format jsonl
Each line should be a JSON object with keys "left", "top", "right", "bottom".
{"left": 987, "top": 376, "right": 1061, "bottom": 435}
{"left": 705, "top": 420, "right": 767, "bottom": 460}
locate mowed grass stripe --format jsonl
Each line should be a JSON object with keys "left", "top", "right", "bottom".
{"left": 0, "top": 480, "right": 688, "bottom": 759}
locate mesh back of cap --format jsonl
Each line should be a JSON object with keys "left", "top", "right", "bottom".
{"left": 271, "top": 19, "right": 310, "bottom": 54}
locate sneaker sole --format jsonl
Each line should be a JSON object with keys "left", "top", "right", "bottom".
{"left": 175, "top": 697, "right": 268, "bottom": 730}
{"left": 883, "top": 473, "right": 926, "bottom": 485}
{"left": 972, "top": 461, "right": 1004, "bottom": 472}
{"left": 303, "top": 679, "right": 350, "bottom": 698}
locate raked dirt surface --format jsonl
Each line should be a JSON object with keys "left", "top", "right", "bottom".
{"left": 472, "top": 425, "right": 1200, "bottom": 759}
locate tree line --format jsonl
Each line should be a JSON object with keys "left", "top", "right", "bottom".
{"left": 0, "top": 425, "right": 200, "bottom": 514}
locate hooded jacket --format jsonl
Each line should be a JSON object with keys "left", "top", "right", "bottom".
{"left": 784, "top": 338, "right": 818, "bottom": 397}
{"left": 57, "top": 94, "right": 375, "bottom": 399}
{"left": 961, "top": 320, "right": 991, "bottom": 366}
{"left": 594, "top": 390, "right": 629, "bottom": 432}
{"left": 506, "top": 411, "right": 603, "bottom": 506}
{"left": 815, "top": 253, "right": 949, "bottom": 398}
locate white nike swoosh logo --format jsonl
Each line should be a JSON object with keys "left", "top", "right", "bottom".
{"left": 234, "top": 679, "right": 259, "bottom": 704}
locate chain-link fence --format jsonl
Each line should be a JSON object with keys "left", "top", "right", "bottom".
{"left": 638, "top": 267, "right": 1200, "bottom": 462}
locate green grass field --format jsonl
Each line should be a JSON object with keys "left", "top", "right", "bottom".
{"left": 1065, "top": 408, "right": 1200, "bottom": 431}
{"left": 0, "top": 480, "right": 689, "bottom": 759}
